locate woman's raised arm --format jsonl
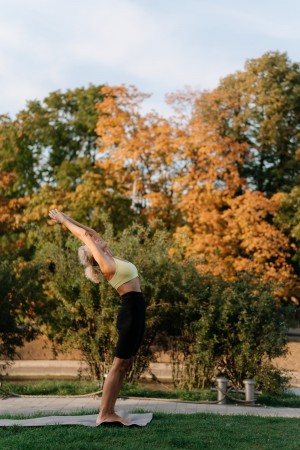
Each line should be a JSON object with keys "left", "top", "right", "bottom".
{"left": 48, "top": 209, "right": 114, "bottom": 273}
{"left": 60, "top": 213, "right": 99, "bottom": 238}
{"left": 49, "top": 209, "right": 86, "bottom": 240}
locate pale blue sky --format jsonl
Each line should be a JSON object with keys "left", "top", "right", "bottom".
{"left": 1, "top": 0, "right": 300, "bottom": 117}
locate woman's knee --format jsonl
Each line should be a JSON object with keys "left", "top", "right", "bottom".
{"left": 111, "top": 357, "right": 133, "bottom": 374}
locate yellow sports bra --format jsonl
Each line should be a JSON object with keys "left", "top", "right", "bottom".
{"left": 108, "top": 257, "right": 139, "bottom": 290}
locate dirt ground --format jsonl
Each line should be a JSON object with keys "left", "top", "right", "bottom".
{"left": 273, "top": 340, "right": 300, "bottom": 386}
{"left": 273, "top": 341, "right": 300, "bottom": 372}
{"left": 12, "top": 336, "right": 82, "bottom": 360}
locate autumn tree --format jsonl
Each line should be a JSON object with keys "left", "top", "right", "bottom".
{"left": 11, "top": 85, "right": 139, "bottom": 239}
{"left": 168, "top": 53, "right": 300, "bottom": 301}
{"left": 95, "top": 85, "right": 182, "bottom": 229}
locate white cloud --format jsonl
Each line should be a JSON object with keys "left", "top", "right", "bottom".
{"left": 63, "top": 1, "right": 186, "bottom": 82}
{"left": 0, "top": 0, "right": 300, "bottom": 117}
{"left": 62, "top": 0, "right": 240, "bottom": 88}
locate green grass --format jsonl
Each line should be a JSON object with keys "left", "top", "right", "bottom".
{"left": 2, "top": 380, "right": 100, "bottom": 396}
{"left": 0, "top": 411, "right": 299, "bottom": 450}
{"left": 2, "top": 380, "right": 300, "bottom": 408}
{"left": 256, "top": 393, "right": 300, "bottom": 408}
{"left": 121, "top": 383, "right": 217, "bottom": 401}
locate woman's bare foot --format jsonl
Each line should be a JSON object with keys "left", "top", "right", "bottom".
{"left": 96, "top": 412, "right": 130, "bottom": 426}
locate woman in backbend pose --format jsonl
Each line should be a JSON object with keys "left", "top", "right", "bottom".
{"left": 48, "top": 209, "right": 146, "bottom": 426}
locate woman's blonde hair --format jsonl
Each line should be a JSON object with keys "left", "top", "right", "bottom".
{"left": 78, "top": 245, "right": 102, "bottom": 283}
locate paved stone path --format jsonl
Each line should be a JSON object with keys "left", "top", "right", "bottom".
{"left": 1, "top": 396, "right": 300, "bottom": 419}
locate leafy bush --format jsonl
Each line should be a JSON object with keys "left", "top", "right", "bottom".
{"left": 31, "top": 220, "right": 291, "bottom": 393}
{"left": 169, "top": 271, "right": 291, "bottom": 393}
{"left": 34, "top": 221, "right": 200, "bottom": 383}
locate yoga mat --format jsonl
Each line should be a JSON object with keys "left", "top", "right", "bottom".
{"left": 0, "top": 411, "right": 153, "bottom": 427}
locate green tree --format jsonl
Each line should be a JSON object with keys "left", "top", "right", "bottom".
{"left": 275, "top": 186, "right": 300, "bottom": 270}
{"left": 274, "top": 186, "right": 300, "bottom": 319}
{"left": 195, "top": 51, "right": 300, "bottom": 196}
{"left": 0, "top": 85, "right": 104, "bottom": 196}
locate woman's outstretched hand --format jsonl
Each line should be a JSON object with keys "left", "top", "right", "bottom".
{"left": 49, "top": 209, "right": 65, "bottom": 224}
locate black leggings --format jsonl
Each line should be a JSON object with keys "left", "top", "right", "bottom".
{"left": 115, "top": 291, "right": 146, "bottom": 359}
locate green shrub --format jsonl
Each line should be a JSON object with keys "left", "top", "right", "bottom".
{"left": 169, "top": 272, "right": 291, "bottom": 393}
{"left": 32, "top": 221, "right": 291, "bottom": 393}
{"left": 34, "top": 221, "right": 201, "bottom": 383}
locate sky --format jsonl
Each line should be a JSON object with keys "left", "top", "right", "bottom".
{"left": 1, "top": 0, "right": 300, "bottom": 117}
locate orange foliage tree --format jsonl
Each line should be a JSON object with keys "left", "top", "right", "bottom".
{"left": 169, "top": 87, "right": 300, "bottom": 301}
{"left": 95, "top": 85, "right": 182, "bottom": 228}
{"left": 93, "top": 81, "right": 300, "bottom": 302}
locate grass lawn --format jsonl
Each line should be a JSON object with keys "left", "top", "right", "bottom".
{"left": 2, "top": 380, "right": 300, "bottom": 408}
{"left": 0, "top": 411, "right": 299, "bottom": 450}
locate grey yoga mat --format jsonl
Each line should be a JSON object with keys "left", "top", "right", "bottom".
{"left": 0, "top": 411, "right": 153, "bottom": 427}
